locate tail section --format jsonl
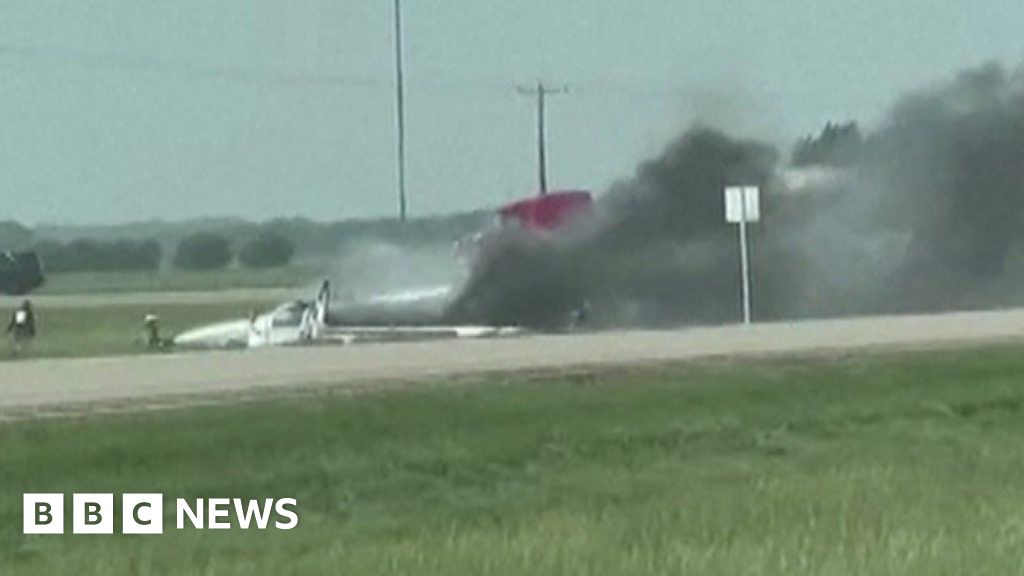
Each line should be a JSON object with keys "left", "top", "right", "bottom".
{"left": 315, "top": 279, "right": 331, "bottom": 325}
{"left": 298, "top": 279, "right": 332, "bottom": 342}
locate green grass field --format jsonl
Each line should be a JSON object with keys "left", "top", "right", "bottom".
{"left": 0, "top": 300, "right": 276, "bottom": 360}
{"left": 4, "top": 345, "right": 1024, "bottom": 574}
{"left": 37, "top": 265, "right": 321, "bottom": 295}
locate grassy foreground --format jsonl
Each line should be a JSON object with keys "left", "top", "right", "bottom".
{"left": 4, "top": 346, "right": 1024, "bottom": 574}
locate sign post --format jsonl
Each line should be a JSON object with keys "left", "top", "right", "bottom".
{"left": 724, "top": 186, "right": 760, "bottom": 325}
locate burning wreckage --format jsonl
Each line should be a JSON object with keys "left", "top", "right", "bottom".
{"left": 181, "top": 61, "right": 1024, "bottom": 348}
{"left": 174, "top": 191, "right": 594, "bottom": 349}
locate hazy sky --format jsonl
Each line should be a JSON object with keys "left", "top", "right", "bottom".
{"left": 1, "top": 1, "right": 1022, "bottom": 225}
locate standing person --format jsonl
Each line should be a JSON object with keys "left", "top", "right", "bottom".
{"left": 6, "top": 300, "right": 36, "bottom": 357}
{"left": 143, "top": 313, "right": 162, "bottom": 349}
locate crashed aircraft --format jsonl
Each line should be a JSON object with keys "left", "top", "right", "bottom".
{"left": 174, "top": 190, "right": 593, "bottom": 350}
{"left": 173, "top": 280, "right": 521, "bottom": 349}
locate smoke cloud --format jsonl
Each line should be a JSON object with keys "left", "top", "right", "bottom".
{"left": 449, "top": 62, "right": 1024, "bottom": 327}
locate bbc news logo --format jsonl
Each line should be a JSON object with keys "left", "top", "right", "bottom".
{"left": 23, "top": 494, "right": 298, "bottom": 535}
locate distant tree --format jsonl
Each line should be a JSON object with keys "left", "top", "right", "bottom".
{"left": 173, "top": 233, "right": 232, "bottom": 271}
{"left": 792, "top": 122, "right": 864, "bottom": 167}
{"left": 32, "top": 240, "right": 65, "bottom": 270}
{"left": 238, "top": 232, "right": 296, "bottom": 269}
{"left": 121, "top": 239, "right": 162, "bottom": 270}
{"left": 33, "top": 238, "right": 162, "bottom": 272}
{"left": 0, "top": 221, "right": 33, "bottom": 250}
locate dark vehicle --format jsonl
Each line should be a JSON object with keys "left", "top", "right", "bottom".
{"left": 0, "top": 251, "right": 45, "bottom": 295}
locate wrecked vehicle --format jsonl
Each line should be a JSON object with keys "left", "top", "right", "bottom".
{"left": 174, "top": 191, "right": 593, "bottom": 350}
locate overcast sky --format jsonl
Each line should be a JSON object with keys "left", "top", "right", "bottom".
{"left": 1, "top": 0, "right": 1022, "bottom": 225}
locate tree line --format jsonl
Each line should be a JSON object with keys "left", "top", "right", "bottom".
{"left": 31, "top": 211, "right": 493, "bottom": 257}
{"left": 28, "top": 231, "right": 296, "bottom": 273}
{"left": 6, "top": 210, "right": 494, "bottom": 274}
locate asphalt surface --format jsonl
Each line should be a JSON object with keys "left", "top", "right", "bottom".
{"left": 3, "top": 307, "right": 1024, "bottom": 417}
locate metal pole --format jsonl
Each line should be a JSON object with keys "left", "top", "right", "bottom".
{"left": 738, "top": 203, "right": 751, "bottom": 325}
{"left": 537, "top": 81, "right": 547, "bottom": 195}
{"left": 517, "top": 83, "right": 565, "bottom": 196}
{"left": 393, "top": 0, "right": 407, "bottom": 221}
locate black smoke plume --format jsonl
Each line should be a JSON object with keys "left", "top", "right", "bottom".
{"left": 449, "top": 62, "right": 1024, "bottom": 327}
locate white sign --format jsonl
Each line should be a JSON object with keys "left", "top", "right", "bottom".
{"left": 724, "top": 186, "right": 760, "bottom": 223}
{"left": 724, "top": 185, "right": 760, "bottom": 325}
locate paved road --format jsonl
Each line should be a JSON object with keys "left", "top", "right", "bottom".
{"left": 3, "top": 308, "right": 1024, "bottom": 416}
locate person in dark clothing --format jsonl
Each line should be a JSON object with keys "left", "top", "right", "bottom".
{"left": 6, "top": 300, "right": 36, "bottom": 357}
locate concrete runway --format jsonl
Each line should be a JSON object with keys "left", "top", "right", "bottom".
{"left": 3, "top": 307, "right": 1024, "bottom": 417}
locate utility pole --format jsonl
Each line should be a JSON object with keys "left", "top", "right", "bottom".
{"left": 393, "top": 0, "right": 408, "bottom": 221}
{"left": 517, "top": 82, "right": 567, "bottom": 195}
